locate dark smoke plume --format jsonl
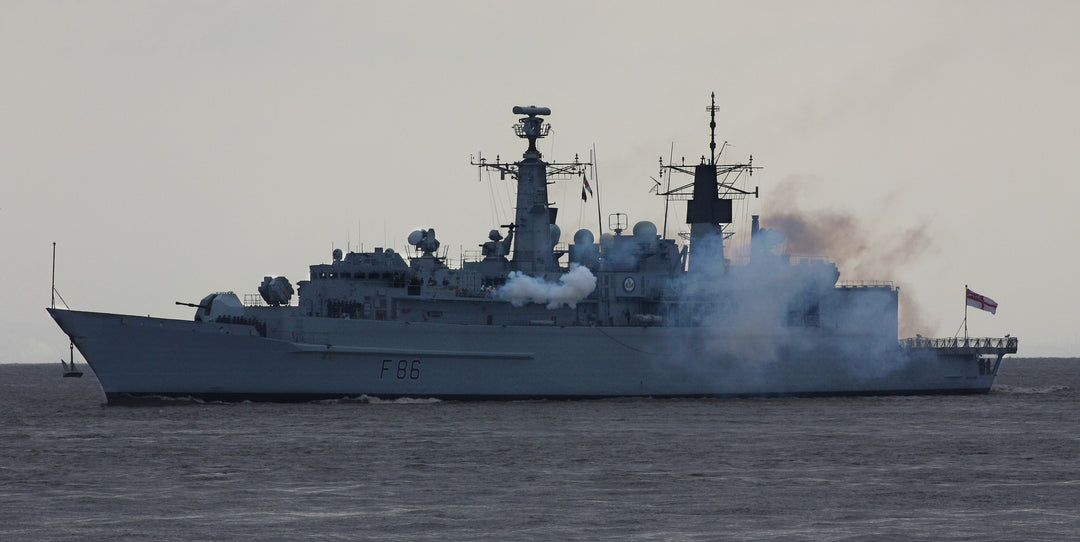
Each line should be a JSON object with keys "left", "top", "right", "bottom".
{"left": 760, "top": 175, "right": 936, "bottom": 336}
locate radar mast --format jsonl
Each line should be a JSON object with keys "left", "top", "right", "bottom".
{"left": 657, "top": 92, "right": 760, "bottom": 270}
{"left": 472, "top": 106, "right": 590, "bottom": 273}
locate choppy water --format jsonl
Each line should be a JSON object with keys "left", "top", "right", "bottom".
{"left": 1, "top": 359, "right": 1078, "bottom": 541}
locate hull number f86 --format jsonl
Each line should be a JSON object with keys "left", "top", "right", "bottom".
{"left": 381, "top": 359, "right": 421, "bottom": 380}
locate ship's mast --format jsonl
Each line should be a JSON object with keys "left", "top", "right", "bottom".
{"left": 472, "top": 106, "right": 589, "bottom": 274}
{"left": 708, "top": 93, "right": 719, "bottom": 166}
{"left": 658, "top": 93, "right": 760, "bottom": 270}
{"left": 511, "top": 106, "right": 555, "bottom": 273}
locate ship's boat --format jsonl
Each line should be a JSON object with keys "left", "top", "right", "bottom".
{"left": 48, "top": 96, "right": 1017, "bottom": 403}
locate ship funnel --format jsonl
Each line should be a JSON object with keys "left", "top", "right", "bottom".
{"left": 750, "top": 215, "right": 761, "bottom": 262}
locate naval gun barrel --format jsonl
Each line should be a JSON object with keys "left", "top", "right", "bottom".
{"left": 175, "top": 301, "right": 210, "bottom": 310}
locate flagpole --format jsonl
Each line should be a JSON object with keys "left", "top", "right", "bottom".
{"left": 963, "top": 284, "right": 968, "bottom": 343}
{"left": 51, "top": 242, "right": 56, "bottom": 310}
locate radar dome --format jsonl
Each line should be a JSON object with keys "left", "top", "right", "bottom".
{"left": 549, "top": 224, "right": 561, "bottom": 247}
{"left": 332, "top": 248, "right": 343, "bottom": 261}
{"left": 633, "top": 221, "right": 658, "bottom": 240}
{"left": 407, "top": 230, "right": 425, "bottom": 246}
{"left": 573, "top": 229, "right": 594, "bottom": 246}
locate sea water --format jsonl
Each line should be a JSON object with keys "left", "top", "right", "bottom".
{"left": 1, "top": 359, "right": 1078, "bottom": 541}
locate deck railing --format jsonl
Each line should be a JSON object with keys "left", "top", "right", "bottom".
{"left": 838, "top": 280, "right": 896, "bottom": 289}
{"left": 243, "top": 294, "right": 267, "bottom": 307}
{"left": 900, "top": 336, "right": 1018, "bottom": 353}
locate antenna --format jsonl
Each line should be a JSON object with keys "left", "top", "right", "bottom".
{"left": 608, "top": 213, "right": 627, "bottom": 235}
{"left": 511, "top": 105, "right": 552, "bottom": 155}
{"left": 472, "top": 105, "right": 592, "bottom": 273}
{"left": 592, "top": 145, "right": 602, "bottom": 235}
{"left": 51, "top": 242, "right": 56, "bottom": 309}
{"left": 707, "top": 92, "right": 719, "bottom": 165}
{"left": 662, "top": 142, "right": 674, "bottom": 239}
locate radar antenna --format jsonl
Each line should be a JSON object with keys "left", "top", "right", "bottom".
{"left": 471, "top": 107, "right": 591, "bottom": 181}
{"left": 469, "top": 106, "right": 593, "bottom": 273}
{"left": 511, "top": 105, "right": 551, "bottom": 155}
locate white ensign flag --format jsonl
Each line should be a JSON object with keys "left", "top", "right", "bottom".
{"left": 966, "top": 288, "right": 998, "bottom": 314}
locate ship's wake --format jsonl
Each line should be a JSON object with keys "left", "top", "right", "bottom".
{"left": 992, "top": 385, "right": 1071, "bottom": 395}
{"left": 329, "top": 395, "right": 443, "bottom": 405}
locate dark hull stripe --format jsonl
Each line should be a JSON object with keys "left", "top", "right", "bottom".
{"left": 104, "top": 387, "right": 991, "bottom": 405}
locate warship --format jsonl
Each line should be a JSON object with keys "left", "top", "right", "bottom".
{"left": 49, "top": 96, "right": 1017, "bottom": 403}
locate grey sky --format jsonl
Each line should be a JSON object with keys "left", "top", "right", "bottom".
{"left": 3, "top": 0, "right": 1077, "bottom": 362}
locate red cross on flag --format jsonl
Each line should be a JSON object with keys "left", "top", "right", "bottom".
{"left": 966, "top": 288, "right": 998, "bottom": 314}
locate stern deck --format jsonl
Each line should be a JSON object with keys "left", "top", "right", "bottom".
{"left": 900, "top": 336, "right": 1018, "bottom": 356}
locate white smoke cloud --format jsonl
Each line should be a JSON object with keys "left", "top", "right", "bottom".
{"left": 496, "top": 264, "right": 597, "bottom": 309}
{"left": 664, "top": 230, "right": 910, "bottom": 391}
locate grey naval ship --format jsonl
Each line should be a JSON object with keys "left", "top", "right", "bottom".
{"left": 49, "top": 96, "right": 1017, "bottom": 404}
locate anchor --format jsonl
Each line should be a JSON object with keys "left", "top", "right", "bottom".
{"left": 61, "top": 341, "right": 83, "bottom": 378}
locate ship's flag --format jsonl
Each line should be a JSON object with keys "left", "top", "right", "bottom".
{"left": 966, "top": 288, "right": 998, "bottom": 314}
{"left": 583, "top": 174, "right": 594, "bottom": 197}
{"left": 581, "top": 187, "right": 587, "bottom": 202}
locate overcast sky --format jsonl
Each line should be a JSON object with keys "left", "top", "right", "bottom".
{"left": 3, "top": 0, "right": 1078, "bottom": 362}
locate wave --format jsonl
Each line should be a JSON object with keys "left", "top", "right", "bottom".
{"left": 992, "top": 385, "right": 1071, "bottom": 395}
{"left": 322, "top": 395, "right": 442, "bottom": 405}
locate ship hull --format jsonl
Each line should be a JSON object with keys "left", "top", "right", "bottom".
{"left": 49, "top": 308, "right": 1000, "bottom": 404}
